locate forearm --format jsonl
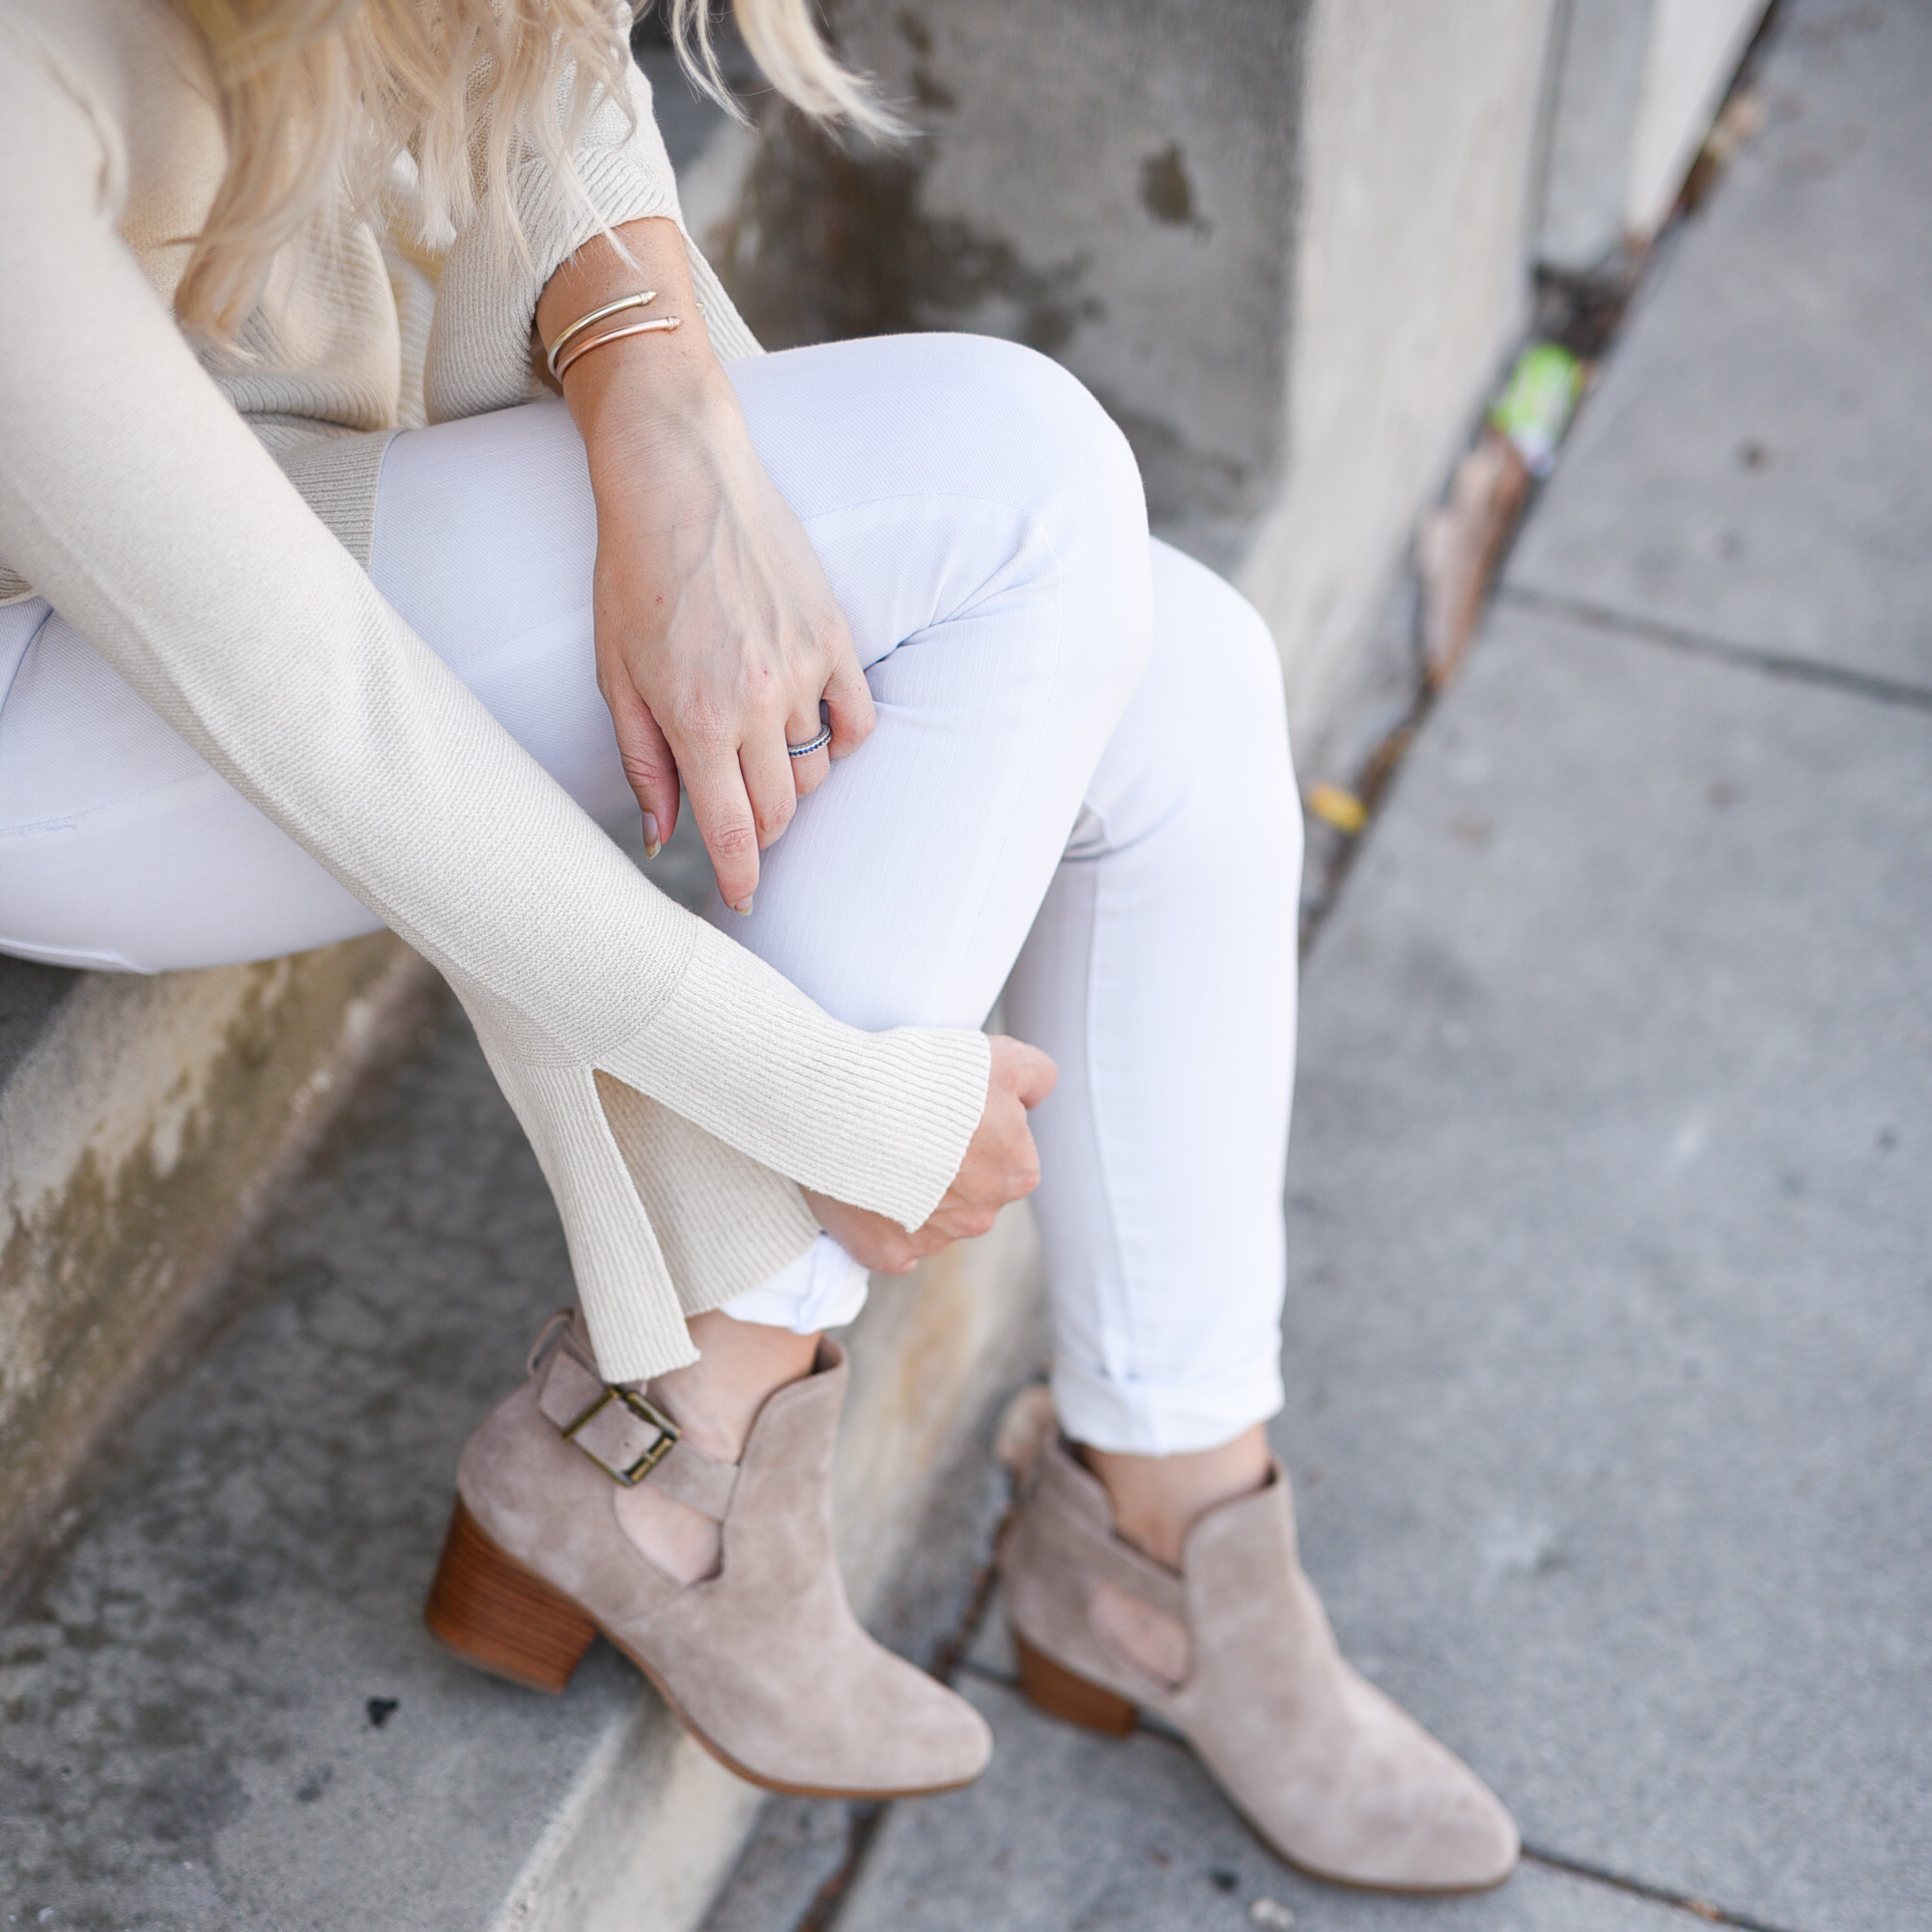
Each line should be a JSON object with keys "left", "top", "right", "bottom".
{"left": 533, "top": 212, "right": 874, "bottom": 914}
{"left": 536, "top": 218, "right": 746, "bottom": 477}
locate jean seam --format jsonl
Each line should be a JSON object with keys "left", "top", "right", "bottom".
{"left": 0, "top": 600, "right": 53, "bottom": 724}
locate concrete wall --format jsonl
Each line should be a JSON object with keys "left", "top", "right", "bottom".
{"left": 1630, "top": 0, "right": 1768, "bottom": 231}
{"left": 708, "top": 0, "right": 1560, "bottom": 753}
{"left": 698, "top": 0, "right": 1770, "bottom": 758}
{"left": 1235, "top": 0, "right": 1561, "bottom": 751}
{"left": 715, "top": 0, "right": 1304, "bottom": 575}
{"left": 0, "top": 940, "right": 437, "bottom": 1589}
{"left": 1540, "top": 0, "right": 1770, "bottom": 271}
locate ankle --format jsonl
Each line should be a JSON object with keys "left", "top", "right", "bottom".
{"left": 1077, "top": 1426, "right": 1271, "bottom": 1569}
{"left": 646, "top": 1310, "right": 820, "bottom": 1463}
{"left": 611, "top": 1312, "right": 819, "bottom": 1586}
{"left": 612, "top": 1481, "right": 722, "bottom": 1583}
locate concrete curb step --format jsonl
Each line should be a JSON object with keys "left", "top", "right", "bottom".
{"left": 0, "top": 936, "right": 443, "bottom": 1602}
{"left": 494, "top": 1218, "right": 1042, "bottom": 1932}
{"left": 0, "top": 990, "right": 1043, "bottom": 1932}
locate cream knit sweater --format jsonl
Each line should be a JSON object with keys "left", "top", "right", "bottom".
{"left": 0, "top": 0, "right": 992, "bottom": 1380}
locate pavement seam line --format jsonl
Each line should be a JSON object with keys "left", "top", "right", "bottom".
{"left": 772, "top": 1517, "right": 1010, "bottom": 1931}
{"left": 1499, "top": 582, "right": 1932, "bottom": 714}
{"left": 780, "top": 1802, "right": 886, "bottom": 1932}
{"left": 1521, "top": 1844, "right": 1812, "bottom": 1932}
{"left": 956, "top": 1657, "right": 1017, "bottom": 1690}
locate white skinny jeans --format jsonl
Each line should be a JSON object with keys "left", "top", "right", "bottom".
{"left": 0, "top": 334, "right": 1300, "bottom": 1454}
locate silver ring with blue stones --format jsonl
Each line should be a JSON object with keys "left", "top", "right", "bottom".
{"left": 786, "top": 721, "right": 833, "bottom": 757}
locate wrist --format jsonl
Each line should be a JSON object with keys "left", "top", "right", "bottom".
{"left": 569, "top": 345, "right": 748, "bottom": 485}
{"left": 560, "top": 325, "right": 729, "bottom": 407}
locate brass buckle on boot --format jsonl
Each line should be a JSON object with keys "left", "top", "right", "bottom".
{"left": 559, "top": 1384, "right": 681, "bottom": 1487}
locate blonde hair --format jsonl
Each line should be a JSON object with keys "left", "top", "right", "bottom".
{"left": 169, "top": 0, "right": 897, "bottom": 340}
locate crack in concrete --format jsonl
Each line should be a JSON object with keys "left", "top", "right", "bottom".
{"left": 783, "top": 1802, "right": 886, "bottom": 1932}
{"left": 1295, "top": 694, "right": 1428, "bottom": 956}
{"left": 778, "top": 1537, "right": 1010, "bottom": 1932}
{"left": 956, "top": 1657, "right": 1017, "bottom": 1690}
{"left": 1521, "top": 1845, "right": 1812, "bottom": 1932}
{"left": 1498, "top": 582, "right": 1932, "bottom": 715}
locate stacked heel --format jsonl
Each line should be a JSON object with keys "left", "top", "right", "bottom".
{"left": 1013, "top": 1633, "right": 1138, "bottom": 1737}
{"left": 424, "top": 1498, "right": 598, "bottom": 1694}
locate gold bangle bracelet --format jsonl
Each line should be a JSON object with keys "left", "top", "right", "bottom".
{"left": 551, "top": 314, "right": 682, "bottom": 382}
{"left": 544, "top": 290, "right": 657, "bottom": 381}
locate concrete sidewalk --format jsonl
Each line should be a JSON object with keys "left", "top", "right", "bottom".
{"left": 2, "top": 5, "right": 1924, "bottom": 1930}
{"left": 703, "top": 5, "right": 1932, "bottom": 1930}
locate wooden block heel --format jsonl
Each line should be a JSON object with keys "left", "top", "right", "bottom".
{"left": 424, "top": 1498, "right": 598, "bottom": 1693}
{"left": 1014, "top": 1633, "right": 1138, "bottom": 1737}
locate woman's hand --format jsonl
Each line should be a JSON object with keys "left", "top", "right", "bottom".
{"left": 804, "top": 1037, "right": 1059, "bottom": 1273}
{"left": 537, "top": 220, "right": 874, "bottom": 913}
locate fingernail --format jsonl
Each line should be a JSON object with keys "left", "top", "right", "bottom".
{"left": 733, "top": 895, "right": 754, "bottom": 916}
{"left": 641, "top": 813, "right": 661, "bottom": 859}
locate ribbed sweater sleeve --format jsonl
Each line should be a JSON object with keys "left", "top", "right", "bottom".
{"left": 0, "top": 29, "right": 990, "bottom": 1379}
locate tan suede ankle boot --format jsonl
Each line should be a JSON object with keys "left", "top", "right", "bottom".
{"left": 425, "top": 1313, "right": 990, "bottom": 1798}
{"left": 999, "top": 1434, "right": 1518, "bottom": 1892}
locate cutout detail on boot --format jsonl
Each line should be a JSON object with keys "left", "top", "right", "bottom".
{"left": 1091, "top": 1578, "right": 1190, "bottom": 1687}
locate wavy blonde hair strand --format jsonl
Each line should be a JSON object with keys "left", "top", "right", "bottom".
{"left": 168, "top": 0, "right": 896, "bottom": 340}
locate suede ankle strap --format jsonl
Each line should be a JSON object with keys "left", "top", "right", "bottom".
{"left": 535, "top": 1324, "right": 739, "bottom": 1520}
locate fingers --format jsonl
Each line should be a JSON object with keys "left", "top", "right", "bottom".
{"left": 739, "top": 724, "right": 799, "bottom": 854}
{"left": 603, "top": 668, "right": 680, "bottom": 857}
{"left": 1000, "top": 1120, "right": 1042, "bottom": 1204}
{"left": 803, "top": 1189, "right": 941, "bottom": 1274}
{"left": 990, "top": 1035, "right": 1059, "bottom": 1109}
{"left": 784, "top": 701, "right": 832, "bottom": 797}
{"left": 679, "top": 747, "right": 762, "bottom": 914}
{"left": 671, "top": 684, "right": 831, "bottom": 911}
{"left": 822, "top": 646, "right": 876, "bottom": 760}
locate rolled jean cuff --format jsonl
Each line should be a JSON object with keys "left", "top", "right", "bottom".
{"left": 720, "top": 1233, "right": 870, "bottom": 1334}
{"left": 1048, "top": 1353, "right": 1286, "bottom": 1457}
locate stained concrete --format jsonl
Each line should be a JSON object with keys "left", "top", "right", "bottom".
{"left": 0, "top": 958, "right": 76, "bottom": 1088}
{"left": 716, "top": 0, "right": 1307, "bottom": 571}
{"left": 0, "top": 935, "right": 437, "bottom": 1599}
{"left": 1, "top": 1011, "right": 633, "bottom": 1931}
{"left": 1508, "top": 0, "right": 1932, "bottom": 692}
{"left": 0, "top": 983, "right": 1044, "bottom": 1931}
{"left": 705, "top": 0, "right": 1566, "bottom": 759}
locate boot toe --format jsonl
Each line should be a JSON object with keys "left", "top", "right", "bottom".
{"left": 919, "top": 1683, "right": 995, "bottom": 1789}
{"left": 1371, "top": 1758, "right": 1519, "bottom": 1891}
{"left": 1305, "top": 1669, "right": 1520, "bottom": 1892}
{"left": 1432, "top": 1772, "right": 1520, "bottom": 1891}
{"left": 716, "top": 1650, "right": 991, "bottom": 1798}
{"left": 999, "top": 1437, "right": 1520, "bottom": 1896}
{"left": 863, "top": 1660, "right": 994, "bottom": 1794}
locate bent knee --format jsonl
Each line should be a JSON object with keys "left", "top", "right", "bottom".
{"left": 907, "top": 335, "right": 1152, "bottom": 690}
{"left": 917, "top": 334, "right": 1146, "bottom": 529}
{"left": 1151, "top": 543, "right": 1286, "bottom": 716}
{"left": 1149, "top": 540, "right": 1299, "bottom": 829}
